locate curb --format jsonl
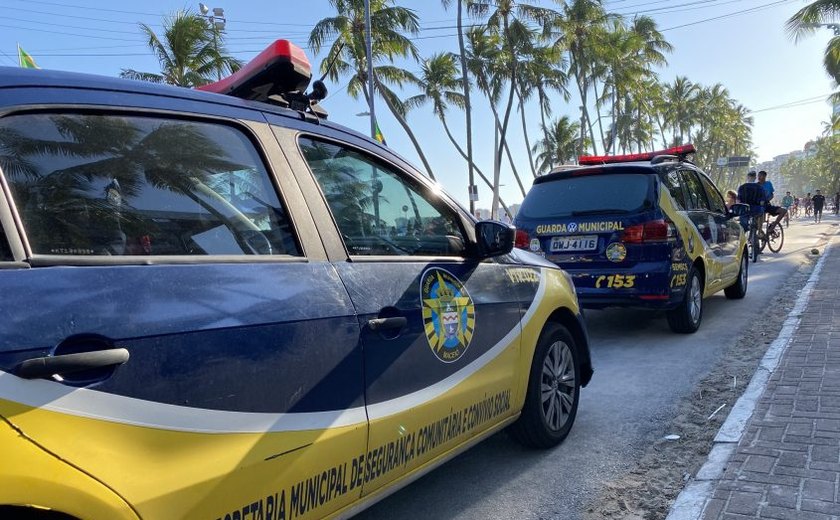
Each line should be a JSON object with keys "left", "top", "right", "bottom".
{"left": 665, "top": 239, "right": 834, "bottom": 520}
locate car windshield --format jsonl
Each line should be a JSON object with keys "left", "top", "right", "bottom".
{"left": 518, "top": 174, "right": 651, "bottom": 219}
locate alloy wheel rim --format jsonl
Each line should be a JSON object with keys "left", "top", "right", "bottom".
{"left": 689, "top": 275, "right": 702, "bottom": 324}
{"left": 541, "top": 340, "right": 576, "bottom": 431}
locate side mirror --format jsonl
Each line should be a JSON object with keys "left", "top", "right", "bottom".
{"left": 728, "top": 203, "right": 750, "bottom": 218}
{"left": 475, "top": 220, "right": 514, "bottom": 259}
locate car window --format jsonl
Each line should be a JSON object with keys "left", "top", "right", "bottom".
{"left": 679, "top": 170, "right": 710, "bottom": 211}
{"left": 0, "top": 113, "right": 299, "bottom": 257}
{"left": 298, "top": 137, "right": 466, "bottom": 257}
{"left": 659, "top": 169, "right": 687, "bottom": 210}
{"left": 518, "top": 173, "right": 652, "bottom": 219}
{"left": 699, "top": 174, "right": 727, "bottom": 214}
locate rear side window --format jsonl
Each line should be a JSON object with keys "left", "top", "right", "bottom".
{"left": 0, "top": 113, "right": 299, "bottom": 257}
{"left": 699, "top": 174, "right": 727, "bottom": 214}
{"left": 518, "top": 173, "right": 652, "bottom": 219}
{"left": 679, "top": 170, "right": 710, "bottom": 211}
{"left": 660, "top": 169, "right": 686, "bottom": 210}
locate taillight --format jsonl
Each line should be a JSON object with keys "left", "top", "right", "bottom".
{"left": 515, "top": 229, "right": 530, "bottom": 249}
{"left": 622, "top": 220, "right": 674, "bottom": 243}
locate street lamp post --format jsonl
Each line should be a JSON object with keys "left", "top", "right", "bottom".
{"left": 363, "top": 0, "right": 376, "bottom": 141}
{"left": 199, "top": 3, "right": 226, "bottom": 80}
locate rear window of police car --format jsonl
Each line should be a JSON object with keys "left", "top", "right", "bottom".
{"left": 518, "top": 173, "right": 652, "bottom": 219}
{"left": 0, "top": 113, "right": 300, "bottom": 257}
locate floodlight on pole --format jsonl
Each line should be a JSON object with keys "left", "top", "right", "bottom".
{"left": 198, "top": 3, "right": 226, "bottom": 80}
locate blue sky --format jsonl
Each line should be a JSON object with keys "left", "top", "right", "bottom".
{"left": 0, "top": 0, "right": 833, "bottom": 208}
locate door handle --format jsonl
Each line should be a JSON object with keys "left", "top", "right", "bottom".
{"left": 367, "top": 317, "right": 407, "bottom": 331}
{"left": 14, "top": 348, "right": 130, "bottom": 380}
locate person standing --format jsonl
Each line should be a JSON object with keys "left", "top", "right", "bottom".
{"left": 813, "top": 190, "right": 826, "bottom": 223}
{"left": 834, "top": 191, "right": 839, "bottom": 216}
{"left": 804, "top": 192, "right": 812, "bottom": 217}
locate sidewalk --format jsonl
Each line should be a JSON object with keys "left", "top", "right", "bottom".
{"left": 669, "top": 239, "right": 840, "bottom": 520}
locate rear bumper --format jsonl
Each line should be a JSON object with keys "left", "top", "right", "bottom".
{"left": 564, "top": 263, "right": 685, "bottom": 309}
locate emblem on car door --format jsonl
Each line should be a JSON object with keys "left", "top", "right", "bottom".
{"left": 421, "top": 268, "right": 475, "bottom": 363}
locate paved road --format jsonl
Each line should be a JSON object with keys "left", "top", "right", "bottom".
{"left": 356, "top": 216, "right": 838, "bottom": 520}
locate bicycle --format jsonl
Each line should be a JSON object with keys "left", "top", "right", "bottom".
{"left": 759, "top": 217, "right": 784, "bottom": 254}
{"left": 743, "top": 209, "right": 763, "bottom": 263}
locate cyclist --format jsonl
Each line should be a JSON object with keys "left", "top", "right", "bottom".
{"left": 791, "top": 196, "right": 800, "bottom": 218}
{"left": 737, "top": 171, "right": 765, "bottom": 232}
{"left": 813, "top": 189, "right": 826, "bottom": 223}
{"left": 781, "top": 191, "right": 794, "bottom": 227}
{"left": 804, "top": 192, "right": 812, "bottom": 217}
{"left": 757, "top": 170, "right": 787, "bottom": 232}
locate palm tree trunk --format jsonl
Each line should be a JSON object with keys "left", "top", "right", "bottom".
{"left": 487, "top": 95, "right": 526, "bottom": 197}
{"left": 492, "top": 124, "right": 501, "bottom": 220}
{"left": 517, "top": 88, "right": 538, "bottom": 178}
{"left": 377, "top": 80, "right": 437, "bottom": 181}
{"left": 457, "top": 0, "right": 476, "bottom": 214}
{"left": 592, "top": 80, "right": 607, "bottom": 151}
{"left": 439, "top": 115, "right": 511, "bottom": 216}
{"left": 538, "top": 89, "right": 549, "bottom": 143}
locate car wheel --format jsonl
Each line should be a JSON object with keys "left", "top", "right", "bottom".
{"left": 667, "top": 267, "right": 703, "bottom": 333}
{"left": 509, "top": 322, "right": 580, "bottom": 449}
{"left": 724, "top": 251, "right": 748, "bottom": 299}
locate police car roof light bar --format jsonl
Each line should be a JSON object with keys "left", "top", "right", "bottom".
{"left": 198, "top": 40, "right": 327, "bottom": 117}
{"left": 578, "top": 144, "right": 696, "bottom": 166}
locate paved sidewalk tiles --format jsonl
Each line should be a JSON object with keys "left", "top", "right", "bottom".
{"left": 700, "top": 244, "right": 840, "bottom": 519}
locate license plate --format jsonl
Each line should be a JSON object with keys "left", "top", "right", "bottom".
{"left": 550, "top": 235, "right": 598, "bottom": 252}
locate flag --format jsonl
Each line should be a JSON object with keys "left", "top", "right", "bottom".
{"left": 374, "top": 121, "right": 386, "bottom": 145}
{"left": 18, "top": 45, "right": 39, "bottom": 69}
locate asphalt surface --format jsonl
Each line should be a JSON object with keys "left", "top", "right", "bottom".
{"left": 355, "top": 216, "right": 838, "bottom": 520}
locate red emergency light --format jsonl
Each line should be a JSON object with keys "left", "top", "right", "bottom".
{"left": 578, "top": 144, "right": 696, "bottom": 166}
{"left": 198, "top": 39, "right": 327, "bottom": 116}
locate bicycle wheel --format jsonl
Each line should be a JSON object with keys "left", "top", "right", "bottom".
{"left": 766, "top": 221, "right": 784, "bottom": 253}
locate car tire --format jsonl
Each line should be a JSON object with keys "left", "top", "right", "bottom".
{"left": 724, "top": 251, "right": 748, "bottom": 300}
{"left": 667, "top": 267, "right": 703, "bottom": 333}
{"left": 509, "top": 322, "right": 580, "bottom": 449}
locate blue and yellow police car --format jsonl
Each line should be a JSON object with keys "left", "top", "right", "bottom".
{"left": 0, "top": 40, "right": 592, "bottom": 519}
{"left": 514, "top": 146, "right": 748, "bottom": 333}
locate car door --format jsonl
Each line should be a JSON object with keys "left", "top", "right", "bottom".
{"left": 288, "top": 132, "right": 523, "bottom": 497}
{"left": 678, "top": 169, "right": 727, "bottom": 291}
{"left": 0, "top": 101, "right": 367, "bottom": 520}
{"left": 699, "top": 172, "right": 741, "bottom": 280}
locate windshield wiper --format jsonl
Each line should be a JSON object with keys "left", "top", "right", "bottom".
{"left": 570, "top": 209, "right": 630, "bottom": 216}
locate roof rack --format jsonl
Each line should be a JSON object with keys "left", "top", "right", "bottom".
{"left": 578, "top": 144, "right": 696, "bottom": 166}
{"left": 198, "top": 40, "right": 328, "bottom": 119}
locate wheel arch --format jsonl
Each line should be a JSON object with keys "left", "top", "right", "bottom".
{"left": 545, "top": 308, "right": 593, "bottom": 387}
{"left": 692, "top": 257, "right": 706, "bottom": 290}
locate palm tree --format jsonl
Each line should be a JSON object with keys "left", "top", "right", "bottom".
{"left": 516, "top": 44, "right": 569, "bottom": 176}
{"left": 663, "top": 76, "right": 700, "bottom": 145}
{"left": 466, "top": 1, "right": 555, "bottom": 216}
{"left": 405, "top": 53, "right": 511, "bottom": 215}
{"left": 787, "top": 1, "right": 840, "bottom": 83}
{"left": 120, "top": 10, "right": 241, "bottom": 87}
{"left": 552, "top": 0, "right": 610, "bottom": 155}
{"left": 309, "top": 0, "right": 438, "bottom": 180}
{"left": 441, "top": 0, "right": 478, "bottom": 213}
{"left": 532, "top": 116, "right": 581, "bottom": 174}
